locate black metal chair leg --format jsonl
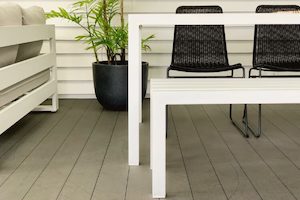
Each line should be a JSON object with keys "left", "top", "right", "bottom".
{"left": 166, "top": 70, "right": 171, "bottom": 139}
{"left": 242, "top": 104, "right": 247, "bottom": 124}
{"left": 246, "top": 68, "right": 263, "bottom": 138}
{"left": 244, "top": 104, "right": 262, "bottom": 138}
{"left": 258, "top": 104, "right": 262, "bottom": 137}
{"left": 229, "top": 104, "right": 250, "bottom": 138}
{"left": 228, "top": 67, "right": 249, "bottom": 137}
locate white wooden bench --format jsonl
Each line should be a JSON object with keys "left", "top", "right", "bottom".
{"left": 150, "top": 78, "right": 300, "bottom": 198}
{"left": 0, "top": 25, "right": 58, "bottom": 135}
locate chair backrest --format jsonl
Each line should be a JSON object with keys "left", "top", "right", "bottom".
{"left": 253, "top": 5, "right": 300, "bottom": 69}
{"left": 171, "top": 6, "right": 230, "bottom": 69}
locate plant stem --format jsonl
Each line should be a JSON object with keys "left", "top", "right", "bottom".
{"left": 103, "top": 0, "right": 111, "bottom": 64}
{"left": 85, "top": 4, "right": 99, "bottom": 62}
{"left": 120, "top": 0, "right": 124, "bottom": 28}
{"left": 120, "top": 0, "right": 126, "bottom": 62}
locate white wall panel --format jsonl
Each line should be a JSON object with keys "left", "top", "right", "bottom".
{"left": 57, "top": 68, "right": 92, "bottom": 81}
{"left": 5, "top": 0, "right": 300, "bottom": 13}
{"left": 3, "top": 0, "right": 299, "bottom": 98}
{"left": 53, "top": 26, "right": 256, "bottom": 40}
{"left": 58, "top": 81, "right": 94, "bottom": 94}
{"left": 55, "top": 53, "right": 252, "bottom": 67}
{"left": 42, "top": 40, "right": 254, "bottom": 54}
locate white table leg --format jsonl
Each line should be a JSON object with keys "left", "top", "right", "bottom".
{"left": 152, "top": 99, "right": 166, "bottom": 198}
{"left": 128, "top": 20, "right": 142, "bottom": 166}
{"left": 150, "top": 90, "right": 154, "bottom": 170}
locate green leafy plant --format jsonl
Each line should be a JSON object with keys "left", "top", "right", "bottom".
{"left": 47, "top": 0, "right": 154, "bottom": 64}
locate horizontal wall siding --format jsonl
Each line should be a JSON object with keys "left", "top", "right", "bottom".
{"left": 3, "top": 0, "right": 300, "bottom": 98}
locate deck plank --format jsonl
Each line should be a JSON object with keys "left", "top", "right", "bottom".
{"left": 187, "top": 105, "right": 262, "bottom": 200}
{"left": 239, "top": 105, "right": 300, "bottom": 199}
{"left": 171, "top": 106, "right": 226, "bottom": 200}
{"left": 0, "top": 100, "right": 73, "bottom": 188}
{"left": 0, "top": 113, "right": 45, "bottom": 157}
{"left": 90, "top": 112, "right": 130, "bottom": 200}
{"left": 204, "top": 105, "right": 296, "bottom": 200}
{"left": 263, "top": 106, "right": 300, "bottom": 146}
{"left": 0, "top": 100, "right": 90, "bottom": 200}
{"left": 56, "top": 109, "right": 118, "bottom": 200}
{"left": 246, "top": 105, "right": 300, "bottom": 169}
{"left": 0, "top": 99, "right": 68, "bottom": 158}
{"left": 22, "top": 100, "right": 102, "bottom": 200}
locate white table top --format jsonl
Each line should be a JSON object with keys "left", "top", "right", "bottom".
{"left": 151, "top": 78, "right": 300, "bottom": 91}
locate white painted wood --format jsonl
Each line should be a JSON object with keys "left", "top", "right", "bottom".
{"left": 0, "top": 54, "right": 55, "bottom": 91}
{"left": 150, "top": 93, "right": 166, "bottom": 198}
{"left": 0, "top": 25, "right": 55, "bottom": 47}
{"left": 126, "top": 0, "right": 300, "bottom": 13}
{"left": 0, "top": 80, "right": 57, "bottom": 134}
{"left": 128, "top": 21, "right": 142, "bottom": 166}
{"left": 133, "top": 13, "right": 300, "bottom": 26}
{"left": 57, "top": 81, "right": 94, "bottom": 94}
{"left": 151, "top": 79, "right": 300, "bottom": 104}
{"left": 128, "top": 12, "right": 300, "bottom": 166}
{"left": 150, "top": 78, "right": 300, "bottom": 198}
{"left": 58, "top": 94, "right": 96, "bottom": 99}
{"left": 0, "top": 25, "right": 58, "bottom": 135}
{"left": 50, "top": 32, "right": 59, "bottom": 112}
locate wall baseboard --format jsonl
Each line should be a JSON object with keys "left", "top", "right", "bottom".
{"left": 58, "top": 94, "right": 151, "bottom": 99}
{"left": 58, "top": 94, "right": 96, "bottom": 99}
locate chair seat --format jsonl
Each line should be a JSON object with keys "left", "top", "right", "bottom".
{"left": 253, "top": 63, "right": 300, "bottom": 71}
{"left": 169, "top": 63, "right": 243, "bottom": 72}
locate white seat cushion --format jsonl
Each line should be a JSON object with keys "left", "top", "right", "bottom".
{"left": 16, "top": 6, "right": 46, "bottom": 62}
{"left": 0, "top": 3, "right": 22, "bottom": 68}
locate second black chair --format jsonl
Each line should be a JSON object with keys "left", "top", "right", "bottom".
{"left": 246, "top": 5, "right": 300, "bottom": 137}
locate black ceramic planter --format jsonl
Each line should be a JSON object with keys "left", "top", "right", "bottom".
{"left": 93, "top": 61, "right": 149, "bottom": 111}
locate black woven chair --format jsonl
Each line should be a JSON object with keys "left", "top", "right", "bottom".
{"left": 168, "top": 6, "right": 245, "bottom": 78}
{"left": 246, "top": 5, "right": 300, "bottom": 137}
{"left": 167, "top": 6, "right": 248, "bottom": 137}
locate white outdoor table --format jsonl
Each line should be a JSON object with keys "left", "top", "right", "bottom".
{"left": 128, "top": 13, "right": 300, "bottom": 166}
{"left": 150, "top": 78, "right": 300, "bottom": 198}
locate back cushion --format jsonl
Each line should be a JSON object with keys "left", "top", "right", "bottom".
{"left": 0, "top": 3, "right": 22, "bottom": 68}
{"left": 16, "top": 6, "right": 46, "bottom": 62}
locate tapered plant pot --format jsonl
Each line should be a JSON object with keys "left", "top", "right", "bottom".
{"left": 93, "top": 61, "right": 149, "bottom": 111}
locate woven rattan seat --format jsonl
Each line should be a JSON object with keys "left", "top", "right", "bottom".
{"left": 168, "top": 6, "right": 245, "bottom": 77}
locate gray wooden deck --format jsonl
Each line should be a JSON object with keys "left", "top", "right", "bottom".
{"left": 0, "top": 99, "right": 300, "bottom": 200}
